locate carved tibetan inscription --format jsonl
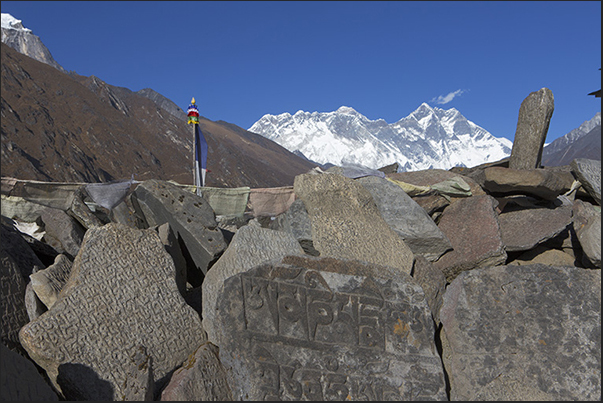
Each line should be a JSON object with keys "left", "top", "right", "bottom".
{"left": 217, "top": 261, "right": 447, "bottom": 400}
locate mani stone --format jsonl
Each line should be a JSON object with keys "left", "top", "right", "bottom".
{"left": 440, "top": 264, "right": 601, "bottom": 401}
{"left": 433, "top": 195, "right": 507, "bottom": 283}
{"left": 1, "top": 343, "right": 59, "bottom": 401}
{"left": 159, "top": 342, "right": 233, "bottom": 401}
{"left": 509, "top": 87, "right": 555, "bottom": 170}
{"left": 356, "top": 175, "right": 452, "bottom": 262}
{"left": 202, "top": 224, "right": 304, "bottom": 346}
{"left": 19, "top": 223, "right": 207, "bottom": 401}
{"left": 29, "top": 253, "right": 73, "bottom": 310}
{"left": 570, "top": 158, "right": 601, "bottom": 205}
{"left": 213, "top": 255, "right": 448, "bottom": 401}
{"left": 498, "top": 204, "right": 572, "bottom": 252}
{"left": 132, "top": 179, "right": 227, "bottom": 279}
{"left": 293, "top": 173, "right": 414, "bottom": 275}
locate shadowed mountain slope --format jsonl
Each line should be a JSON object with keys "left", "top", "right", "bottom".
{"left": 1, "top": 43, "right": 316, "bottom": 187}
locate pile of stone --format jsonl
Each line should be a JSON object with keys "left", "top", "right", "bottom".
{"left": 1, "top": 88, "right": 600, "bottom": 401}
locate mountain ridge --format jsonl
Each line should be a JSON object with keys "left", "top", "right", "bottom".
{"left": 249, "top": 103, "right": 514, "bottom": 171}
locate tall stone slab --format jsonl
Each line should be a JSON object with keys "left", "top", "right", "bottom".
{"left": 19, "top": 223, "right": 207, "bottom": 401}
{"left": 433, "top": 195, "right": 507, "bottom": 282}
{"left": 202, "top": 224, "right": 304, "bottom": 346}
{"left": 132, "top": 180, "right": 227, "bottom": 283}
{"left": 509, "top": 88, "right": 555, "bottom": 170}
{"left": 440, "top": 264, "right": 601, "bottom": 400}
{"left": 214, "top": 255, "right": 448, "bottom": 400}
{"left": 293, "top": 173, "right": 414, "bottom": 275}
{"left": 356, "top": 175, "right": 452, "bottom": 262}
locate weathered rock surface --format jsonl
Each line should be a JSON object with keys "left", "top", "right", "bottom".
{"left": 440, "top": 264, "right": 600, "bottom": 401}
{"left": 477, "top": 166, "right": 575, "bottom": 200}
{"left": 18, "top": 223, "right": 207, "bottom": 400}
{"left": 498, "top": 203, "right": 573, "bottom": 252}
{"left": 214, "top": 255, "right": 448, "bottom": 400}
{"left": 356, "top": 175, "right": 452, "bottom": 261}
{"left": 294, "top": 173, "right": 414, "bottom": 275}
{"left": 159, "top": 342, "right": 232, "bottom": 401}
{"left": 29, "top": 253, "right": 73, "bottom": 309}
{"left": 202, "top": 224, "right": 304, "bottom": 346}
{"left": 433, "top": 195, "right": 507, "bottom": 282}
{"left": 509, "top": 87, "right": 554, "bottom": 169}
{"left": 39, "top": 207, "right": 86, "bottom": 259}
{"left": 132, "top": 179, "right": 227, "bottom": 285}
{"left": 571, "top": 158, "right": 601, "bottom": 205}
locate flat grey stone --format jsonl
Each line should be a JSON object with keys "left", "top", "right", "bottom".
{"left": 202, "top": 224, "right": 304, "bottom": 346}
{"left": 440, "top": 264, "right": 601, "bottom": 400}
{"left": 433, "top": 195, "right": 507, "bottom": 282}
{"left": 356, "top": 175, "right": 452, "bottom": 261}
{"left": 509, "top": 88, "right": 554, "bottom": 170}
{"left": 499, "top": 204, "right": 572, "bottom": 252}
{"left": 294, "top": 173, "right": 414, "bottom": 275}
{"left": 19, "top": 223, "right": 207, "bottom": 401}
{"left": 480, "top": 166, "right": 575, "bottom": 200}
{"left": 571, "top": 158, "right": 601, "bottom": 205}
{"left": 214, "top": 255, "right": 447, "bottom": 400}
{"left": 132, "top": 179, "right": 227, "bottom": 281}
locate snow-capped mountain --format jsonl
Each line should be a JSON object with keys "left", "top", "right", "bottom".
{"left": 248, "top": 103, "right": 513, "bottom": 171}
{"left": 1, "top": 13, "right": 66, "bottom": 73}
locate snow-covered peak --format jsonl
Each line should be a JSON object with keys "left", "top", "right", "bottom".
{"left": 1, "top": 13, "right": 32, "bottom": 32}
{"left": 336, "top": 106, "right": 358, "bottom": 115}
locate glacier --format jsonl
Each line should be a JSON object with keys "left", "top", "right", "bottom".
{"left": 248, "top": 103, "right": 513, "bottom": 171}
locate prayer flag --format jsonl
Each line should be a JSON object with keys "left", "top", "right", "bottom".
{"left": 194, "top": 120, "right": 208, "bottom": 190}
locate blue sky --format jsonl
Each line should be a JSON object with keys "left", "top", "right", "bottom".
{"left": 2, "top": 1, "right": 601, "bottom": 143}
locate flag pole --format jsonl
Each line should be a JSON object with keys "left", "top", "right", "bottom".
{"left": 186, "top": 97, "right": 206, "bottom": 196}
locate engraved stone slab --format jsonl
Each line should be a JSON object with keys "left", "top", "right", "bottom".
{"left": 440, "top": 264, "right": 601, "bottom": 400}
{"left": 571, "top": 158, "right": 601, "bottom": 205}
{"left": 356, "top": 175, "right": 452, "bottom": 262}
{"left": 294, "top": 173, "right": 414, "bottom": 275}
{"left": 1, "top": 343, "right": 59, "bottom": 401}
{"left": 132, "top": 180, "right": 227, "bottom": 280}
{"left": 214, "top": 255, "right": 447, "bottom": 400}
{"left": 202, "top": 224, "right": 304, "bottom": 346}
{"left": 509, "top": 87, "right": 555, "bottom": 170}
{"left": 19, "top": 223, "right": 207, "bottom": 401}
{"left": 159, "top": 342, "right": 233, "bottom": 401}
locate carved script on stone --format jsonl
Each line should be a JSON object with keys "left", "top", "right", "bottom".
{"left": 216, "top": 260, "right": 447, "bottom": 400}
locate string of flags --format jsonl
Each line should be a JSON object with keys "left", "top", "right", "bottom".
{"left": 187, "top": 97, "right": 207, "bottom": 195}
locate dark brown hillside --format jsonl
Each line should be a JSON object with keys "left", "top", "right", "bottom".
{"left": 1, "top": 43, "right": 316, "bottom": 187}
